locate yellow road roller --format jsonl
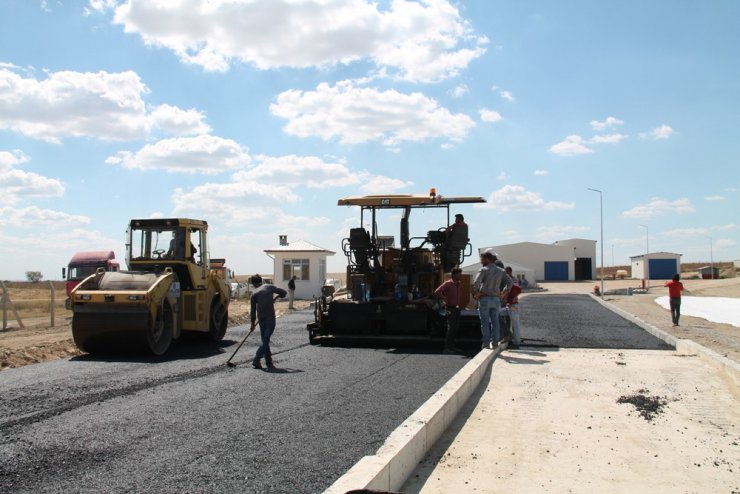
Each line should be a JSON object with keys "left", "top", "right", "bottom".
{"left": 71, "top": 218, "right": 230, "bottom": 355}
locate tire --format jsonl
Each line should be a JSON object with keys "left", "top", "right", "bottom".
{"left": 146, "top": 299, "right": 173, "bottom": 355}
{"left": 208, "top": 298, "right": 228, "bottom": 342}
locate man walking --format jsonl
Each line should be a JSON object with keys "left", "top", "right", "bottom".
{"left": 250, "top": 274, "right": 287, "bottom": 370}
{"left": 473, "top": 251, "right": 513, "bottom": 349}
{"left": 288, "top": 275, "right": 297, "bottom": 309}
{"left": 434, "top": 268, "right": 464, "bottom": 354}
{"left": 664, "top": 273, "right": 684, "bottom": 326}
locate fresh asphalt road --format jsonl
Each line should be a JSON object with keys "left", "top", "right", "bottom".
{"left": 0, "top": 311, "right": 473, "bottom": 494}
{"left": 1, "top": 295, "right": 673, "bottom": 493}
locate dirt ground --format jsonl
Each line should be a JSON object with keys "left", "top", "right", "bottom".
{"left": 535, "top": 278, "right": 740, "bottom": 363}
{"left": 0, "top": 297, "right": 310, "bottom": 370}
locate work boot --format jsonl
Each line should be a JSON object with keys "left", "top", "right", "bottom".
{"left": 252, "top": 358, "right": 262, "bottom": 369}
{"left": 265, "top": 360, "right": 276, "bottom": 371}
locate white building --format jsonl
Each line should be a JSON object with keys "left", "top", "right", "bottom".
{"left": 264, "top": 235, "right": 335, "bottom": 300}
{"left": 630, "top": 252, "right": 682, "bottom": 280}
{"left": 477, "top": 238, "right": 597, "bottom": 281}
{"left": 554, "top": 238, "right": 597, "bottom": 280}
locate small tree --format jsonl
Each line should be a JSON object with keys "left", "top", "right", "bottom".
{"left": 26, "top": 271, "right": 43, "bottom": 282}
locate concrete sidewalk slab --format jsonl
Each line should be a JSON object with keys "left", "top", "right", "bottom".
{"left": 403, "top": 348, "right": 740, "bottom": 493}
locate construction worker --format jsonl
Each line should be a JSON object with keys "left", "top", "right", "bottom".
{"left": 288, "top": 275, "right": 296, "bottom": 309}
{"left": 434, "top": 267, "right": 464, "bottom": 354}
{"left": 250, "top": 274, "right": 287, "bottom": 370}
{"left": 473, "top": 251, "right": 513, "bottom": 349}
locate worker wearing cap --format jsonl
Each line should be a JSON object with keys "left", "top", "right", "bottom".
{"left": 249, "top": 274, "right": 287, "bottom": 370}
{"left": 473, "top": 251, "right": 513, "bottom": 349}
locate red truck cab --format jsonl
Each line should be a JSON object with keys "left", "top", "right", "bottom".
{"left": 64, "top": 251, "right": 120, "bottom": 305}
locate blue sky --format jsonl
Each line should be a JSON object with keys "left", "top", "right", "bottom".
{"left": 1, "top": 0, "right": 738, "bottom": 280}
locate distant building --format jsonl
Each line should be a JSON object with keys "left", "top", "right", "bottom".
{"left": 698, "top": 266, "right": 720, "bottom": 280}
{"left": 264, "top": 235, "right": 335, "bottom": 299}
{"left": 630, "top": 252, "right": 682, "bottom": 280}
{"left": 476, "top": 238, "right": 597, "bottom": 281}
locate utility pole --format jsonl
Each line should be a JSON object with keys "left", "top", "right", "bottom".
{"left": 587, "top": 188, "right": 604, "bottom": 298}
{"left": 640, "top": 224, "right": 649, "bottom": 287}
{"left": 709, "top": 236, "right": 714, "bottom": 279}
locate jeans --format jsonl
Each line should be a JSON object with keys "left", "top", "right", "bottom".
{"left": 479, "top": 296, "right": 501, "bottom": 346}
{"left": 508, "top": 304, "right": 521, "bottom": 344}
{"left": 670, "top": 297, "right": 681, "bottom": 325}
{"left": 445, "top": 307, "right": 461, "bottom": 350}
{"left": 255, "top": 316, "right": 276, "bottom": 363}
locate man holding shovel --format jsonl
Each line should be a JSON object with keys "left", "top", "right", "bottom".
{"left": 250, "top": 274, "right": 287, "bottom": 370}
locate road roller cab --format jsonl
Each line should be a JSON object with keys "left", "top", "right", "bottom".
{"left": 71, "top": 218, "right": 230, "bottom": 355}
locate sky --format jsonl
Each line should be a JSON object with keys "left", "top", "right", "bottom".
{"left": 1, "top": 0, "right": 739, "bottom": 281}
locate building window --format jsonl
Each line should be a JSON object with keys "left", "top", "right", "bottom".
{"left": 283, "top": 259, "right": 310, "bottom": 281}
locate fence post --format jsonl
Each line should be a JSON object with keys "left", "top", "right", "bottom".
{"left": 0, "top": 281, "right": 24, "bottom": 330}
{"left": 49, "top": 280, "right": 55, "bottom": 327}
{"left": 2, "top": 289, "right": 7, "bottom": 331}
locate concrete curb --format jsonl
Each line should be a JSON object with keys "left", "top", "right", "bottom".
{"left": 324, "top": 345, "right": 502, "bottom": 494}
{"left": 590, "top": 294, "right": 740, "bottom": 387}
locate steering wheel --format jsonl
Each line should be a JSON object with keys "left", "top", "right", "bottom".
{"left": 153, "top": 248, "right": 165, "bottom": 258}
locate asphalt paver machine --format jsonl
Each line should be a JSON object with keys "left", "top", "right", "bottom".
{"left": 308, "top": 190, "right": 486, "bottom": 344}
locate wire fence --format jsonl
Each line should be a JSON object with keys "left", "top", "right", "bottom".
{"left": 1, "top": 280, "right": 66, "bottom": 331}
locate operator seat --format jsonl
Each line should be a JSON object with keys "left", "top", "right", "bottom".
{"left": 349, "top": 227, "right": 372, "bottom": 271}
{"left": 443, "top": 223, "right": 468, "bottom": 271}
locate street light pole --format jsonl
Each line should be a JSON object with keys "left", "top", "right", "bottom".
{"left": 587, "top": 188, "right": 604, "bottom": 298}
{"left": 640, "top": 224, "right": 649, "bottom": 287}
{"left": 709, "top": 236, "right": 714, "bottom": 279}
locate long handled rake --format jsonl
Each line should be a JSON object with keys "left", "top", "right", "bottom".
{"left": 226, "top": 325, "right": 256, "bottom": 368}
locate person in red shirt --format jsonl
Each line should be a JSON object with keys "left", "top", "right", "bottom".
{"left": 664, "top": 273, "right": 684, "bottom": 326}
{"left": 434, "top": 268, "right": 463, "bottom": 354}
{"left": 504, "top": 266, "right": 523, "bottom": 347}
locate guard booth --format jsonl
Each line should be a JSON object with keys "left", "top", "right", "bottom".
{"left": 698, "top": 266, "right": 720, "bottom": 279}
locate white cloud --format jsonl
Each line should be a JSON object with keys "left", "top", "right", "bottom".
{"left": 476, "top": 185, "right": 574, "bottom": 212}
{"left": 713, "top": 223, "right": 739, "bottom": 232}
{"left": 0, "top": 168, "right": 64, "bottom": 204}
{"left": 491, "top": 86, "right": 515, "bottom": 102}
{"left": 172, "top": 181, "right": 299, "bottom": 221}
{"left": 536, "top": 225, "right": 591, "bottom": 242}
{"left": 716, "top": 239, "right": 737, "bottom": 248}
{"left": 496, "top": 171, "right": 510, "bottom": 181}
{"left": 270, "top": 81, "right": 476, "bottom": 147}
{"left": 534, "top": 169, "right": 549, "bottom": 176}
{"left": 500, "top": 90, "right": 515, "bottom": 102}
{"left": 549, "top": 135, "right": 593, "bottom": 156}
{"left": 661, "top": 227, "right": 709, "bottom": 238}
{"left": 0, "top": 205, "right": 89, "bottom": 228}
{"left": 237, "top": 155, "right": 362, "bottom": 189}
{"left": 639, "top": 124, "right": 675, "bottom": 140}
{"left": 479, "top": 109, "right": 503, "bottom": 123}
{"left": 450, "top": 84, "right": 469, "bottom": 98}
{"left": 0, "top": 149, "right": 30, "bottom": 169}
{"left": 360, "top": 175, "right": 413, "bottom": 194}
{"left": 0, "top": 66, "right": 150, "bottom": 142}
{"left": 589, "top": 133, "right": 627, "bottom": 144}
{"left": 149, "top": 104, "right": 211, "bottom": 136}
{"left": 110, "top": 0, "right": 487, "bottom": 82}
{"left": 622, "top": 197, "right": 695, "bottom": 219}
{"left": 704, "top": 195, "right": 725, "bottom": 201}
{"left": 106, "top": 135, "right": 251, "bottom": 174}
{"left": 590, "top": 116, "right": 624, "bottom": 131}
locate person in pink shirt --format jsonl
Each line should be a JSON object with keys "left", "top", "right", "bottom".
{"left": 434, "top": 268, "right": 463, "bottom": 354}
{"left": 664, "top": 273, "right": 684, "bottom": 326}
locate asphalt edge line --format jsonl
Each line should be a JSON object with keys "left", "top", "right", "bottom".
{"left": 324, "top": 345, "right": 501, "bottom": 494}
{"left": 590, "top": 293, "right": 740, "bottom": 387}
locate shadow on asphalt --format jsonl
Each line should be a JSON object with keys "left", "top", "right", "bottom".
{"left": 70, "top": 338, "right": 232, "bottom": 364}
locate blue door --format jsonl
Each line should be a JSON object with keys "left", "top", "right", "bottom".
{"left": 544, "top": 261, "right": 569, "bottom": 281}
{"left": 648, "top": 258, "right": 678, "bottom": 280}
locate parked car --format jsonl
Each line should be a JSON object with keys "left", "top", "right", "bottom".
{"left": 230, "top": 282, "right": 247, "bottom": 299}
